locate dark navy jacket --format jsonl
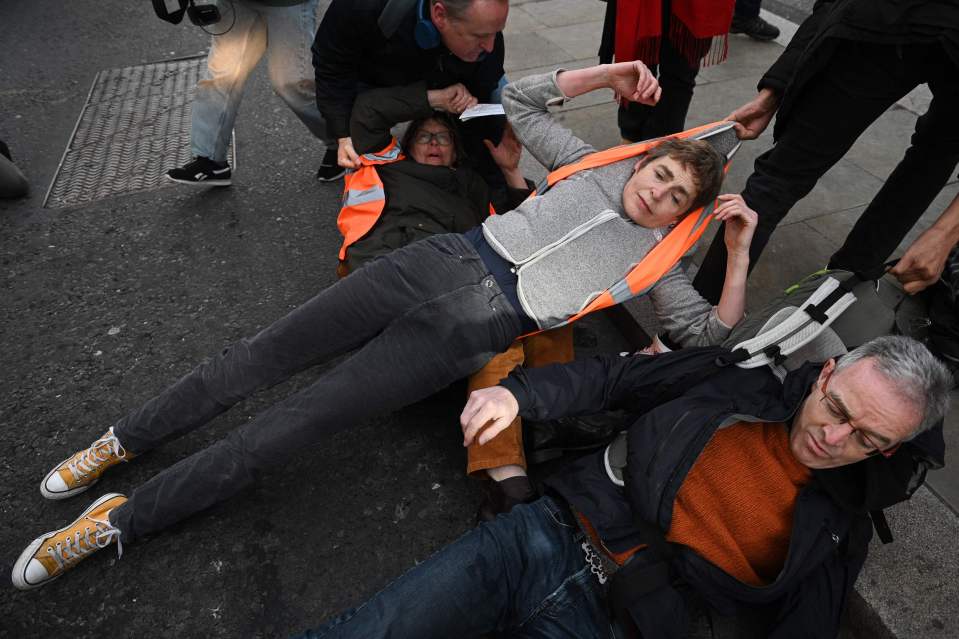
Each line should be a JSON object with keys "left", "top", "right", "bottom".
{"left": 311, "top": 0, "right": 506, "bottom": 140}
{"left": 500, "top": 346, "right": 944, "bottom": 638}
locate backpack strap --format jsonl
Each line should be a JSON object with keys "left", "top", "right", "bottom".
{"left": 870, "top": 509, "right": 894, "bottom": 544}
{"left": 377, "top": 0, "right": 418, "bottom": 38}
{"left": 731, "top": 272, "right": 862, "bottom": 369}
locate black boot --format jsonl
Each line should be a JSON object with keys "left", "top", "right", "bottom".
{"left": 730, "top": 15, "right": 780, "bottom": 41}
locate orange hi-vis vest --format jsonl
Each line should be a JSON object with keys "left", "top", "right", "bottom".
{"left": 337, "top": 121, "right": 735, "bottom": 326}
{"left": 337, "top": 139, "right": 405, "bottom": 260}
{"left": 525, "top": 120, "right": 735, "bottom": 332}
{"left": 337, "top": 138, "right": 497, "bottom": 260}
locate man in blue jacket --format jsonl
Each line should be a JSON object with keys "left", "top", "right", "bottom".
{"left": 294, "top": 335, "right": 951, "bottom": 638}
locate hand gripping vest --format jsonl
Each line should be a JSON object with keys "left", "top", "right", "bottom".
{"left": 337, "top": 139, "right": 406, "bottom": 260}
{"left": 527, "top": 120, "right": 739, "bottom": 331}
{"left": 337, "top": 138, "right": 497, "bottom": 261}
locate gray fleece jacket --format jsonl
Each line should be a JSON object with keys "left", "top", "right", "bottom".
{"left": 482, "top": 70, "right": 731, "bottom": 346}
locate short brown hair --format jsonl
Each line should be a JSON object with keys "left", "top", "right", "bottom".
{"left": 639, "top": 138, "right": 725, "bottom": 214}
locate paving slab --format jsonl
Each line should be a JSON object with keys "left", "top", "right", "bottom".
{"left": 519, "top": 0, "right": 607, "bottom": 28}
{"left": 853, "top": 486, "right": 959, "bottom": 638}
{"left": 502, "top": 3, "right": 544, "bottom": 35}
{"left": 503, "top": 30, "right": 572, "bottom": 73}
{"left": 538, "top": 20, "right": 606, "bottom": 61}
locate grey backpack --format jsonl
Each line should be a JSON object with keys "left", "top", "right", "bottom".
{"left": 719, "top": 268, "right": 926, "bottom": 378}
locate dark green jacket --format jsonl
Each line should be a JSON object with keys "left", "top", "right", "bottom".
{"left": 345, "top": 83, "right": 528, "bottom": 272}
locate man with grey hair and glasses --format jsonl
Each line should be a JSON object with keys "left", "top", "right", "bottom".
{"left": 293, "top": 335, "right": 951, "bottom": 638}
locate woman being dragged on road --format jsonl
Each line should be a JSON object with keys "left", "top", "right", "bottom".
{"left": 13, "top": 60, "right": 758, "bottom": 591}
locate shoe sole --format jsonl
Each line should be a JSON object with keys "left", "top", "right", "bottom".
{"left": 165, "top": 174, "right": 232, "bottom": 187}
{"left": 40, "top": 453, "right": 100, "bottom": 500}
{"left": 12, "top": 492, "right": 125, "bottom": 590}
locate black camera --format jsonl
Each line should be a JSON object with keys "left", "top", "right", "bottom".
{"left": 152, "top": 0, "right": 221, "bottom": 26}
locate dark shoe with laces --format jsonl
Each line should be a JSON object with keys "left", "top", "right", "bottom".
{"left": 476, "top": 476, "right": 537, "bottom": 523}
{"left": 316, "top": 147, "right": 346, "bottom": 182}
{"left": 166, "top": 156, "right": 232, "bottom": 186}
{"left": 730, "top": 15, "right": 780, "bottom": 41}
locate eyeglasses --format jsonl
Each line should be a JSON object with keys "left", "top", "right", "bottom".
{"left": 819, "top": 376, "right": 900, "bottom": 458}
{"left": 413, "top": 130, "right": 452, "bottom": 146}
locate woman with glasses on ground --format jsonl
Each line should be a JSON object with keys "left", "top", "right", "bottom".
{"left": 338, "top": 81, "right": 531, "bottom": 275}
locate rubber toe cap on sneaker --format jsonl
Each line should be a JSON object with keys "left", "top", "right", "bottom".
{"left": 11, "top": 539, "right": 50, "bottom": 590}
{"left": 40, "top": 464, "right": 95, "bottom": 500}
{"left": 42, "top": 472, "right": 68, "bottom": 495}
{"left": 21, "top": 558, "right": 51, "bottom": 589}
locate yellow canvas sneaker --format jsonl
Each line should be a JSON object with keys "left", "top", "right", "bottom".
{"left": 41, "top": 427, "right": 133, "bottom": 499}
{"left": 12, "top": 493, "right": 126, "bottom": 590}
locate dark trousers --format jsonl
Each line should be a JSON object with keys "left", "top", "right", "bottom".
{"left": 735, "top": 0, "right": 762, "bottom": 20}
{"left": 108, "top": 234, "right": 522, "bottom": 542}
{"left": 616, "top": 3, "right": 699, "bottom": 142}
{"left": 694, "top": 40, "right": 959, "bottom": 303}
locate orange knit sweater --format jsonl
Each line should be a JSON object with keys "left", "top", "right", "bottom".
{"left": 579, "top": 421, "right": 811, "bottom": 586}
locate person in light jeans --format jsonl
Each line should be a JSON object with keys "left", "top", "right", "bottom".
{"left": 166, "top": 0, "right": 338, "bottom": 187}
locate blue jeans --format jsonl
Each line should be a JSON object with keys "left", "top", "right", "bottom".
{"left": 294, "top": 497, "right": 615, "bottom": 639}
{"left": 191, "top": 0, "right": 331, "bottom": 161}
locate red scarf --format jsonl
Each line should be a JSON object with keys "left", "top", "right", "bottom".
{"left": 615, "top": 0, "right": 735, "bottom": 68}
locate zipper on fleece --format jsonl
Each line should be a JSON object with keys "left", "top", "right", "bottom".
{"left": 513, "top": 210, "right": 623, "bottom": 322}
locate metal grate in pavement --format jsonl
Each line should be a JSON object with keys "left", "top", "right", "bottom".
{"left": 44, "top": 56, "right": 235, "bottom": 208}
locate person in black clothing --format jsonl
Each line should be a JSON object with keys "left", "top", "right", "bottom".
{"left": 0, "top": 139, "right": 29, "bottom": 199}
{"left": 340, "top": 81, "right": 531, "bottom": 274}
{"left": 694, "top": 0, "right": 959, "bottom": 303}
{"left": 293, "top": 335, "right": 951, "bottom": 638}
{"left": 597, "top": 0, "right": 734, "bottom": 145}
{"left": 311, "top": 0, "right": 509, "bottom": 188}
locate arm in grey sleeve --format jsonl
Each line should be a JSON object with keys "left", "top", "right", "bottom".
{"left": 648, "top": 264, "right": 733, "bottom": 347}
{"left": 501, "top": 70, "right": 595, "bottom": 172}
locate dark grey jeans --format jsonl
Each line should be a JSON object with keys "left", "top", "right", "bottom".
{"left": 108, "top": 233, "right": 522, "bottom": 543}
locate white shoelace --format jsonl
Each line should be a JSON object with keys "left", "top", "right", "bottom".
{"left": 47, "top": 514, "right": 123, "bottom": 571}
{"left": 67, "top": 429, "right": 127, "bottom": 482}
